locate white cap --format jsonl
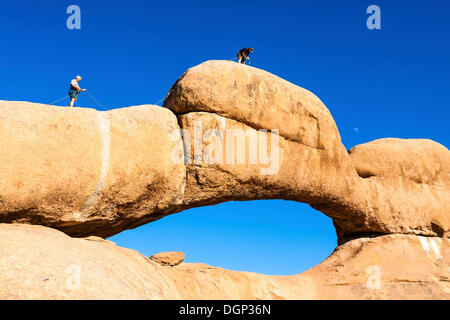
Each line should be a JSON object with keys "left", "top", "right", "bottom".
{"left": 76, "top": 75, "right": 82, "bottom": 80}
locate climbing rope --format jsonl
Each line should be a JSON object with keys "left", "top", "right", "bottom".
{"left": 47, "top": 90, "right": 108, "bottom": 110}
{"left": 86, "top": 90, "right": 108, "bottom": 111}
{"left": 48, "top": 95, "right": 69, "bottom": 105}
{"left": 47, "top": 85, "right": 186, "bottom": 110}
{"left": 153, "top": 96, "right": 166, "bottom": 106}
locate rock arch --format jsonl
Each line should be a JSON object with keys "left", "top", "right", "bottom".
{"left": 0, "top": 61, "right": 448, "bottom": 299}
{"left": 0, "top": 61, "right": 448, "bottom": 244}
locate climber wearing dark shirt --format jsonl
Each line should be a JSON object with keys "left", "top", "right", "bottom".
{"left": 237, "top": 48, "right": 253, "bottom": 64}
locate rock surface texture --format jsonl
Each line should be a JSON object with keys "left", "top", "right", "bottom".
{"left": 0, "top": 61, "right": 448, "bottom": 299}
{"left": 150, "top": 252, "right": 185, "bottom": 266}
{"left": 0, "top": 102, "right": 186, "bottom": 238}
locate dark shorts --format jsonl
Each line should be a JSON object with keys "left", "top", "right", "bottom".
{"left": 68, "top": 88, "right": 79, "bottom": 99}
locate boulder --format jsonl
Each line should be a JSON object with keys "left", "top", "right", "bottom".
{"left": 349, "top": 138, "right": 450, "bottom": 186}
{"left": 345, "top": 138, "right": 450, "bottom": 241}
{"left": 0, "top": 101, "right": 186, "bottom": 238}
{"left": 149, "top": 251, "right": 185, "bottom": 266}
{"left": 0, "top": 224, "right": 447, "bottom": 299}
{"left": 164, "top": 60, "right": 342, "bottom": 148}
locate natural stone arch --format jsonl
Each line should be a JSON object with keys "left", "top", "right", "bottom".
{"left": 163, "top": 61, "right": 449, "bottom": 243}
{"left": 0, "top": 61, "right": 448, "bottom": 244}
{"left": 0, "top": 61, "right": 448, "bottom": 299}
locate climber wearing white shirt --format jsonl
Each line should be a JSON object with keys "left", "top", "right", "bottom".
{"left": 68, "top": 75, "right": 86, "bottom": 108}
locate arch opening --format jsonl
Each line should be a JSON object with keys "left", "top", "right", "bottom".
{"left": 109, "top": 199, "right": 337, "bottom": 275}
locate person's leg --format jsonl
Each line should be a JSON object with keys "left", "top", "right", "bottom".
{"left": 69, "top": 97, "right": 75, "bottom": 108}
{"left": 238, "top": 56, "right": 242, "bottom": 64}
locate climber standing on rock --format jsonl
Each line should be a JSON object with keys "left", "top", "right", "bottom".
{"left": 237, "top": 47, "right": 253, "bottom": 64}
{"left": 68, "top": 75, "right": 86, "bottom": 108}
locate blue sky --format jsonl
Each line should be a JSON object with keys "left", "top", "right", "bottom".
{"left": 1, "top": 1, "right": 448, "bottom": 275}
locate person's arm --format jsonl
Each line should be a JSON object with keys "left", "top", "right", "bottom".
{"left": 71, "top": 84, "right": 86, "bottom": 92}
